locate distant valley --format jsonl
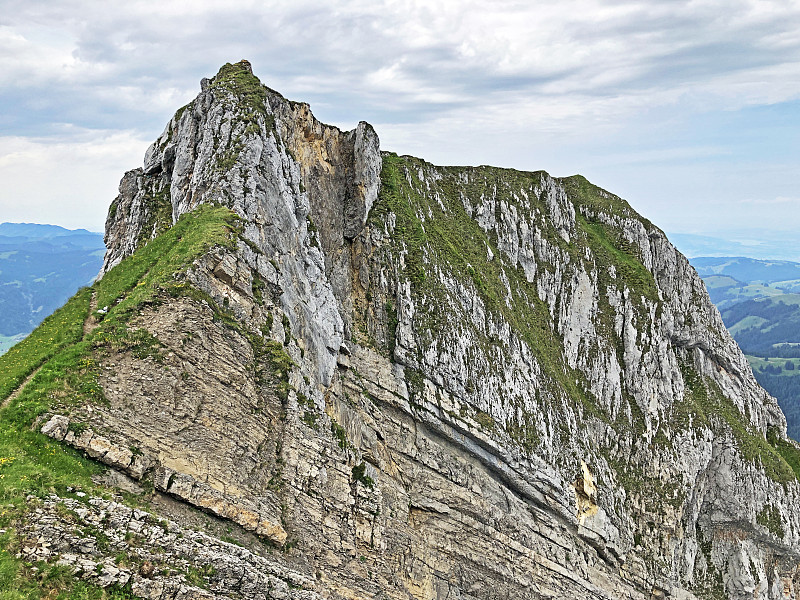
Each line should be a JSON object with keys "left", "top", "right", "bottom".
{"left": 0, "top": 223, "right": 105, "bottom": 353}
{"left": 691, "top": 255, "right": 800, "bottom": 440}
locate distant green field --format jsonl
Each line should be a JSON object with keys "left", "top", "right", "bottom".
{"left": 772, "top": 279, "right": 800, "bottom": 292}
{"left": 704, "top": 280, "right": 784, "bottom": 310}
{"left": 771, "top": 294, "right": 800, "bottom": 306}
{"left": 703, "top": 274, "right": 739, "bottom": 288}
{"left": 748, "top": 355, "right": 800, "bottom": 377}
{"left": 729, "top": 315, "right": 768, "bottom": 335}
{"left": 721, "top": 294, "right": 800, "bottom": 356}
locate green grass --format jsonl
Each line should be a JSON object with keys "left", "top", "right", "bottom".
{"left": 0, "top": 546, "right": 136, "bottom": 599}
{"left": 767, "top": 428, "right": 800, "bottom": 480}
{"left": 184, "top": 564, "right": 216, "bottom": 588}
{"left": 210, "top": 61, "right": 274, "bottom": 135}
{"left": 560, "top": 174, "right": 645, "bottom": 223}
{"left": 95, "top": 204, "right": 239, "bottom": 317}
{"left": 0, "top": 373, "right": 123, "bottom": 599}
{"left": 0, "top": 203, "right": 242, "bottom": 599}
{"left": 756, "top": 504, "right": 785, "bottom": 538}
{"left": 4, "top": 342, "right": 106, "bottom": 431}
{"left": 732, "top": 284, "right": 780, "bottom": 299}
{"left": 676, "top": 363, "right": 798, "bottom": 483}
{"left": 0, "top": 426, "right": 101, "bottom": 525}
{"left": 372, "top": 155, "right": 427, "bottom": 285}
{"left": 0, "top": 288, "right": 92, "bottom": 402}
{"left": 768, "top": 294, "right": 800, "bottom": 306}
{"left": 351, "top": 463, "right": 374, "bottom": 488}
{"left": 576, "top": 214, "right": 659, "bottom": 306}
{"left": 329, "top": 419, "right": 351, "bottom": 451}
{"left": 212, "top": 61, "right": 269, "bottom": 115}
{"left": 371, "top": 154, "right": 606, "bottom": 426}
{"left": 474, "top": 411, "right": 495, "bottom": 430}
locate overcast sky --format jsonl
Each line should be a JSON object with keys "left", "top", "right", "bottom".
{"left": 2, "top": 0, "right": 799, "bottom": 239}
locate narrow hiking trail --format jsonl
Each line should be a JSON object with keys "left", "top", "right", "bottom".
{"left": 83, "top": 291, "right": 100, "bottom": 336}
{"left": 1, "top": 364, "right": 42, "bottom": 410}
{"left": 1, "top": 291, "right": 99, "bottom": 410}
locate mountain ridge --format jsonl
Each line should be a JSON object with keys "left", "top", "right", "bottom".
{"left": 0, "top": 222, "right": 101, "bottom": 238}
{"left": 1, "top": 60, "right": 799, "bottom": 599}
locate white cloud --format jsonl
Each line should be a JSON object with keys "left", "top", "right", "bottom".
{"left": 0, "top": 130, "right": 149, "bottom": 231}
{"left": 1, "top": 0, "right": 800, "bottom": 234}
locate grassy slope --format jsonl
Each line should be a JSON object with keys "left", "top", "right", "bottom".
{"left": 0, "top": 205, "right": 240, "bottom": 599}
{"left": 0, "top": 291, "right": 92, "bottom": 401}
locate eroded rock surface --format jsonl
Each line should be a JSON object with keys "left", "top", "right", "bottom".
{"left": 27, "top": 60, "right": 800, "bottom": 599}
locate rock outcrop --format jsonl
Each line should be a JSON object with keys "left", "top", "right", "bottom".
{"left": 19, "top": 60, "right": 800, "bottom": 599}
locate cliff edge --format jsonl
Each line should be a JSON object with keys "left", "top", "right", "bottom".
{"left": 1, "top": 60, "right": 799, "bottom": 600}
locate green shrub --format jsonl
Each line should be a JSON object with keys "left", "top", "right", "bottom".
{"left": 352, "top": 463, "right": 374, "bottom": 488}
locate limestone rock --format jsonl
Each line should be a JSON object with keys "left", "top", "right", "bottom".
{"left": 30, "top": 60, "right": 800, "bottom": 599}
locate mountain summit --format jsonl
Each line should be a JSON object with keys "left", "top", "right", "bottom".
{"left": 2, "top": 60, "right": 800, "bottom": 599}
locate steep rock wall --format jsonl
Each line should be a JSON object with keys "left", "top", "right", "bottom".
{"left": 28, "top": 61, "right": 800, "bottom": 599}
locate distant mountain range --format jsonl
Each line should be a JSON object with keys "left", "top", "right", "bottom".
{"left": 693, "top": 256, "right": 800, "bottom": 310}
{"left": 0, "top": 222, "right": 105, "bottom": 351}
{"left": 689, "top": 255, "right": 800, "bottom": 440}
{"left": 0, "top": 222, "right": 100, "bottom": 240}
{"left": 672, "top": 232, "right": 800, "bottom": 262}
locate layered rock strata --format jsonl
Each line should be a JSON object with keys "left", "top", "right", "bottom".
{"left": 25, "top": 60, "right": 800, "bottom": 599}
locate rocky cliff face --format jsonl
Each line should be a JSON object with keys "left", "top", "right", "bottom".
{"left": 10, "top": 60, "right": 800, "bottom": 599}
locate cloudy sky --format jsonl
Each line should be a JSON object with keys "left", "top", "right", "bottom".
{"left": 2, "top": 0, "right": 799, "bottom": 240}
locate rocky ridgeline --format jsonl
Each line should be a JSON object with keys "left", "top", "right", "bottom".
{"left": 20, "top": 60, "right": 800, "bottom": 599}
